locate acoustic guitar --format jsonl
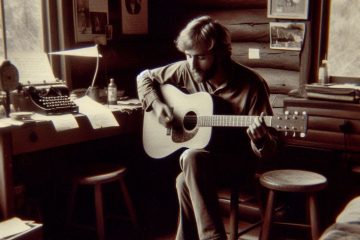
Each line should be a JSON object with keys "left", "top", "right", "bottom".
{"left": 143, "top": 84, "right": 307, "bottom": 159}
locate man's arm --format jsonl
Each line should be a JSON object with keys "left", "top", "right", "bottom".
{"left": 136, "top": 61, "right": 185, "bottom": 111}
{"left": 246, "top": 78, "right": 278, "bottom": 159}
{"left": 136, "top": 62, "right": 186, "bottom": 126}
{"left": 136, "top": 69, "right": 161, "bottom": 112}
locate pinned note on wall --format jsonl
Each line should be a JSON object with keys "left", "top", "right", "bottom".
{"left": 248, "top": 48, "right": 260, "bottom": 59}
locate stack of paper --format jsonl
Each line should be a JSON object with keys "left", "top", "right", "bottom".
{"left": 0, "top": 217, "right": 42, "bottom": 239}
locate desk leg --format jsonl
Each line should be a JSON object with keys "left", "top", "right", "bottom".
{"left": 0, "top": 131, "right": 14, "bottom": 219}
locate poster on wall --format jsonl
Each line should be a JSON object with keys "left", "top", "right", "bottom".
{"left": 121, "top": 0, "right": 148, "bottom": 34}
{"left": 269, "top": 22, "right": 305, "bottom": 51}
{"left": 267, "top": 0, "right": 309, "bottom": 19}
{"left": 73, "top": 0, "right": 109, "bottom": 43}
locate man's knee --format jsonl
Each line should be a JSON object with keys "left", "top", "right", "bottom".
{"left": 176, "top": 173, "right": 186, "bottom": 194}
{"left": 179, "top": 149, "right": 208, "bottom": 172}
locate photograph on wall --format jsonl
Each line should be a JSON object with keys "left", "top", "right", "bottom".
{"left": 73, "top": 0, "right": 109, "bottom": 42}
{"left": 267, "top": 0, "right": 309, "bottom": 19}
{"left": 121, "top": 0, "right": 148, "bottom": 34}
{"left": 270, "top": 22, "right": 305, "bottom": 51}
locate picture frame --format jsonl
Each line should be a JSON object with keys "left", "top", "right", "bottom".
{"left": 73, "top": 0, "right": 109, "bottom": 43}
{"left": 267, "top": 0, "right": 309, "bottom": 20}
{"left": 269, "top": 22, "right": 305, "bottom": 51}
{"left": 121, "top": 0, "right": 148, "bottom": 35}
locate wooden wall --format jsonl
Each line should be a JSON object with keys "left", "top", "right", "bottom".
{"left": 64, "top": 0, "right": 321, "bottom": 98}
{"left": 177, "top": 0, "right": 316, "bottom": 95}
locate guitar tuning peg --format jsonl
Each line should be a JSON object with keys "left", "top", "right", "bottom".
{"left": 294, "top": 111, "right": 299, "bottom": 115}
{"left": 285, "top": 110, "right": 289, "bottom": 115}
{"left": 284, "top": 131, "right": 288, "bottom": 136}
{"left": 300, "top": 132, "right": 306, "bottom": 138}
{"left": 292, "top": 132, "right": 296, "bottom": 137}
{"left": 302, "top": 111, "right": 307, "bottom": 116}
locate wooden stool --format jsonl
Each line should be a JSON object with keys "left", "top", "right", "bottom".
{"left": 67, "top": 163, "right": 137, "bottom": 240}
{"left": 218, "top": 173, "right": 264, "bottom": 240}
{"left": 259, "top": 169, "right": 327, "bottom": 240}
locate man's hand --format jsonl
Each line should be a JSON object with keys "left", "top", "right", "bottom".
{"left": 152, "top": 99, "right": 174, "bottom": 128}
{"left": 247, "top": 112, "right": 269, "bottom": 149}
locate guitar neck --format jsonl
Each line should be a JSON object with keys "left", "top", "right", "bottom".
{"left": 197, "top": 115, "right": 272, "bottom": 127}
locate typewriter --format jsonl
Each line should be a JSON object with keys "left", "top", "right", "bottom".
{"left": 26, "top": 84, "right": 79, "bottom": 115}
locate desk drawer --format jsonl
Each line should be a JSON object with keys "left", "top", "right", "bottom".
{"left": 308, "top": 116, "right": 360, "bottom": 134}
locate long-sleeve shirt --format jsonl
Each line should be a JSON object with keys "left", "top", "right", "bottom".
{"left": 137, "top": 60, "right": 277, "bottom": 159}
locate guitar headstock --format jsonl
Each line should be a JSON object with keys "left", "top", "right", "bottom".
{"left": 271, "top": 111, "right": 308, "bottom": 138}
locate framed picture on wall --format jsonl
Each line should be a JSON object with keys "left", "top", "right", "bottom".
{"left": 270, "top": 22, "right": 305, "bottom": 51}
{"left": 73, "top": 0, "right": 109, "bottom": 43}
{"left": 121, "top": 0, "right": 148, "bottom": 34}
{"left": 267, "top": 0, "right": 309, "bottom": 19}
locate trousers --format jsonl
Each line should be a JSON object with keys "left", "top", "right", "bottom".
{"left": 175, "top": 148, "right": 255, "bottom": 240}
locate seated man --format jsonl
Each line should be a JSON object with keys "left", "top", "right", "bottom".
{"left": 137, "top": 15, "right": 277, "bottom": 240}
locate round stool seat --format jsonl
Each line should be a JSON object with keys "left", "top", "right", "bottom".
{"left": 259, "top": 169, "right": 328, "bottom": 240}
{"left": 68, "top": 163, "right": 137, "bottom": 240}
{"left": 75, "top": 165, "right": 127, "bottom": 185}
{"left": 260, "top": 169, "right": 327, "bottom": 193}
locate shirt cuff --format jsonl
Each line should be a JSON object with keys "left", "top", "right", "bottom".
{"left": 142, "top": 91, "right": 159, "bottom": 111}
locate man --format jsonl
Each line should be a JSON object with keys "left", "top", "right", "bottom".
{"left": 137, "top": 16, "right": 277, "bottom": 240}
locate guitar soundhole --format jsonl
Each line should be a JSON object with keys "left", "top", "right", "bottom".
{"left": 183, "top": 111, "right": 197, "bottom": 131}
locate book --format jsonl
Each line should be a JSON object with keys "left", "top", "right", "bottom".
{"left": 305, "top": 83, "right": 360, "bottom": 103}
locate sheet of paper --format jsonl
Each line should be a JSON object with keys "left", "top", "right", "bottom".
{"left": 0, "top": 118, "right": 24, "bottom": 126}
{"left": 117, "top": 98, "right": 141, "bottom": 105}
{"left": 248, "top": 48, "right": 260, "bottom": 59}
{"left": 0, "top": 217, "right": 31, "bottom": 239}
{"left": 32, "top": 114, "right": 79, "bottom": 132}
{"left": 329, "top": 83, "right": 360, "bottom": 90}
{"left": 74, "top": 96, "right": 119, "bottom": 129}
{"left": 9, "top": 52, "right": 57, "bottom": 85}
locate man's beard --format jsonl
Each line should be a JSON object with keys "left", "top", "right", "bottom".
{"left": 191, "top": 62, "right": 218, "bottom": 84}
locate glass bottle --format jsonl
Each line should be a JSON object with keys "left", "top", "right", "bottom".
{"left": 318, "top": 60, "right": 329, "bottom": 85}
{"left": 107, "top": 78, "right": 117, "bottom": 105}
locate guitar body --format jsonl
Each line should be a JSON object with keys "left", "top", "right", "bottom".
{"left": 143, "top": 84, "right": 213, "bottom": 159}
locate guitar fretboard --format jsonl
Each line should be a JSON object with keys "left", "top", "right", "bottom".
{"left": 186, "top": 115, "right": 273, "bottom": 127}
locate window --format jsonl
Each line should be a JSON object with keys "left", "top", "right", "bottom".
{"left": 0, "top": 0, "right": 57, "bottom": 85}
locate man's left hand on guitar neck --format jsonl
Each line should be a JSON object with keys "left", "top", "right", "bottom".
{"left": 247, "top": 112, "right": 276, "bottom": 157}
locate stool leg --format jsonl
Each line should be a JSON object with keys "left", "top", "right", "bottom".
{"left": 119, "top": 178, "right": 137, "bottom": 227}
{"left": 66, "top": 182, "right": 78, "bottom": 228}
{"left": 308, "top": 193, "right": 320, "bottom": 240}
{"left": 261, "top": 190, "right": 276, "bottom": 240}
{"left": 95, "top": 183, "right": 105, "bottom": 240}
{"left": 229, "top": 188, "right": 239, "bottom": 240}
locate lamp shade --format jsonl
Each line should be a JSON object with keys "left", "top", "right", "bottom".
{"left": 48, "top": 45, "right": 102, "bottom": 58}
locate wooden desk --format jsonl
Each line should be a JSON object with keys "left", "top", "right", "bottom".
{"left": 0, "top": 108, "right": 142, "bottom": 219}
{"left": 284, "top": 98, "right": 360, "bottom": 151}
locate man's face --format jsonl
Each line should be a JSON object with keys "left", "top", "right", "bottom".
{"left": 185, "top": 45, "right": 217, "bottom": 84}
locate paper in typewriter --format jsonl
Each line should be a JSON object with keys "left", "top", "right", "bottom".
{"left": 8, "top": 51, "right": 57, "bottom": 85}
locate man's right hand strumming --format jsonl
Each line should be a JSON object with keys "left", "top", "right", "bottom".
{"left": 152, "top": 99, "right": 174, "bottom": 128}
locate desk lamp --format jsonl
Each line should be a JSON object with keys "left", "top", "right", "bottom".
{"left": 49, "top": 44, "right": 102, "bottom": 100}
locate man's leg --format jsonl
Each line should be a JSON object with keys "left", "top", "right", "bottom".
{"left": 176, "top": 149, "right": 226, "bottom": 240}
{"left": 175, "top": 173, "right": 199, "bottom": 240}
